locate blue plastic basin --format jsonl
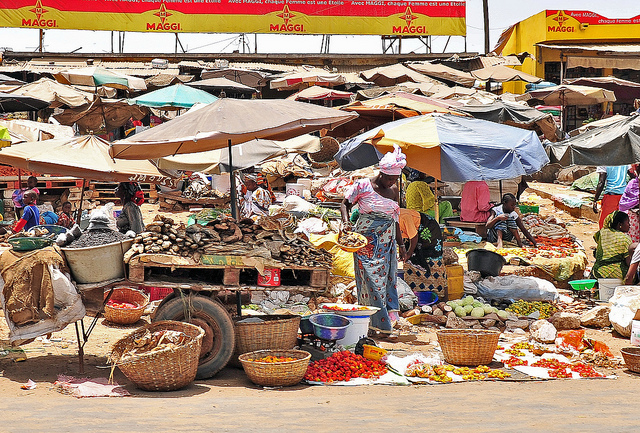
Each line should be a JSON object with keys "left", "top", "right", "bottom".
{"left": 309, "top": 314, "right": 351, "bottom": 341}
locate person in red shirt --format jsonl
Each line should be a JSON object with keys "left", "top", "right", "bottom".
{"left": 460, "top": 181, "right": 493, "bottom": 223}
{"left": 13, "top": 190, "right": 40, "bottom": 232}
{"left": 56, "top": 201, "right": 74, "bottom": 229}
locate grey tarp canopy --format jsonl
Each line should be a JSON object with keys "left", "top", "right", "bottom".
{"left": 547, "top": 115, "right": 640, "bottom": 166}
{"left": 455, "top": 100, "right": 563, "bottom": 142}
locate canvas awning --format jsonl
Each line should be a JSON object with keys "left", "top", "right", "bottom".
{"left": 406, "top": 62, "right": 476, "bottom": 87}
{"left": 360, "top": 64, "right": 443, "bottom": 87}
{"left": 470, "top": 65, "right": 542, "bottom": 83}
{"left": 537, "top": 43, "right": 640, "bottom": 71}
{"left": 287, "top": 86, "right": 353, "bottom": 101}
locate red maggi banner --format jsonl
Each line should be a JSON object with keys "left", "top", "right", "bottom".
{"left": 0, "top": 0, "right": 466, "bottom": 36}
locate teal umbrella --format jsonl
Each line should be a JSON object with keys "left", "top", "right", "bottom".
{"left": 130, "top": 84, "right": 218, "bottom": 109}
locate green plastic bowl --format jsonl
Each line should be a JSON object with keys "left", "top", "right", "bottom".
{"left": 8, "top": 237, "right": 54, "bottom": 251}
{"left": 568, "top": 279, "right": 597, "bottom": 291}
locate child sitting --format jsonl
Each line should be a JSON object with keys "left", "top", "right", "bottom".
{"left": 13, "top": 190, "right": 41, "bottom": 232}
{"left": 56, "top": 201, "right": 74, "bottom": 229}
{"left": 486, "top": 193, "right": 537, "bottom": 249}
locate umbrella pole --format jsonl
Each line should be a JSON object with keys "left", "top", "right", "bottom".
{"left": 76, "top": 179, "right": 86, "bottom": 225}
{"left": 228, "top": 139, "right": 237, "bottom": 219}
{"left": 434, "top": 179, "right": 440, "bottom": 223}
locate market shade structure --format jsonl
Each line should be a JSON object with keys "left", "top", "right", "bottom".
{"left": 470, "top": 65, "right": 543, "bottom": 83}
{"left": 563, "top": 76, "right": 640, "bottom": 103}
{"left": 53, "top": 98, "right": 148, "bottom": 134}
{"left": 334, "top": 113, "right": 549, "bottom": 182}
{"left": 201, "top": 68, "right": 270, "bottom": 89}
{"left": 270, "top": 69, "right": 346, "bottom": 91}
{"left": 187, "top": 77, "right": 257, "bottom": 95}
{"left": 569, "top": 114, "right": 629, "bottom": 137}
{"left": 360, "top": 64, "right": 443, "bottom": 87}
{"left": 0, "top": 74, "right": 24, "bottom": 86}
{"left": 0, "top": 135, "right": 175, "bottom": 186}
{"left": 406, "top": 62, "right": 476, "bottom": 87}
{"left": 286, "top": 86, "right": 353, "bottom": 101}
{"left": 0, "top": 119, "right": 74, "bottom": 142}
{"left": 109, "top": 98, "right": 358, "bottom": 160}
{"left": 455, "top": 100, "right": 562, "bottom": 142}
{"left": 525, "top": 85, "right": 617, "bottom": 106}
{"left": 0, "top": 92, "right": 49, "bottom": 112}
{"left": 129, "top": 84, "right": 218, "bottom": 109}
{"left": 55, "top": 66, "right": 147, "bottom": 91}
{"left": 547, "top": 115, "right": 640, "bottom": 166}
{"left": 154, "top": 134, "right": 321, "bottom": 174}
{"left": 9, "top": 78, "right": 94, "bottom": 108}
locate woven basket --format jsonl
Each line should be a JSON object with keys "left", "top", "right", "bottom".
{"left": 103, "top": 287, "right": 149, "bottom": 325}
{"left": 110, "top": 321, "right": 205, "bottom": 391}
{"left": 621, "top": 347, "right": 640, "bottom": 373}
{"left": 436, "top": 329, "right": 500, "bottom": 366}
{"left": 232, "top": 315, "right": 301, "bottom": 366}
{"left": 239, "top": 349, "right": 311, "bottom": 386}
{"left": 309, "top": 136, "right": 340, "bottom": 169}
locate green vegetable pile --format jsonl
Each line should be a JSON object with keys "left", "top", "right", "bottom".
{"left": 448, "top": 296, "right": 509, "bottom": 320}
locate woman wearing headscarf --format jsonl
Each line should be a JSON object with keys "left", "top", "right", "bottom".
{"left": 238, "top": 173, "right": 273, "bottom": 220}
{"left": 619, "top": 165, "right": 640, "bottom": 242}
{"left": 592, "top": 210, "right": 635, "bottom": 279}
{"left": 340, "top": 145, "right": 406, "bottom": 337}
{"left": 405, "top": 172, "right": 453, "bottom": 223}
{"left": 114, "top": 182, "right": 145, "bottom": 234}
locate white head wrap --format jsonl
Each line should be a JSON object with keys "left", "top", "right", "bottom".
{"left": 379, "top": 144, "right": 407, "bottom": 176}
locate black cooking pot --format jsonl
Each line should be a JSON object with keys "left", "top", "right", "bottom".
{"left": 466, "top": 249, "right": 506, "bottom": 277}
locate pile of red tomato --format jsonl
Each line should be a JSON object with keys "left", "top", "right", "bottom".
{"left": 106, "top": 300, "right": 138, "bottom": 309}
{"left": 531, "top": 359, "right": 603, "bottom": 378}
{"left": 304, "top": 351, "right": 387, "bottom": 383}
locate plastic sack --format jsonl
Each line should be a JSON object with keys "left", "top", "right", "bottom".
{"left": 556, "top": 329, "right": 585, "bottom": 351}
{"left": 50, "top": 266, "right": 80, "bottom": 308}
{"left": 308, "top": 232, "right": 354, "bottom": 278}
{"left": 281, "top": 195, "right": 315, "bottom": 214}
{"left": 473, "top": 275, "right": 558, "bottom": 302}
{"left": 608, "top": 285, "right": 640, "bottom": 337}
{"left": 397, "top": 278, "right": 417, "bottom": 311}
{"left": 294, "top": 218, "right": 328, "bottom": 237}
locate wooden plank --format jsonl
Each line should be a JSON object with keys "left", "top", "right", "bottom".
{"left": 309, "top": 269, "right": 330, "bottom": 288}
{"left": 128, "top": 263, "right": 145, "bottom": 283}
{"left": 223, "top": 268, "right": 240, "bottom": 286}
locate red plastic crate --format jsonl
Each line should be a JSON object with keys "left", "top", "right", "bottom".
{"left": 142, "top": 286, "right": 174, "bottom": 302}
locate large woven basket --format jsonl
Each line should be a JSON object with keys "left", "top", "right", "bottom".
{"left": 309, "top": 136, "right": 340, "bottom": 168}
{"left": 621, "top": 347, "right": 640, "bottom": 373}
{"left": 110, "top": 321, "right": 205, "bottom": 391}
{"left": 239, "top": 349, "right": 311, "bottom": 387}
{"left": 436, "top": 329, "right": 500, "bottom": 366}
{"left": 232, "top": 315, "right": 301, "bottom": 366}
{"left": 103, "top": 287, "right": 149, "bottom": 325}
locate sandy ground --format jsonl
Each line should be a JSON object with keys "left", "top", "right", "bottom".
{"left": 2, "top": 185, "right": 640, "bottom": 432}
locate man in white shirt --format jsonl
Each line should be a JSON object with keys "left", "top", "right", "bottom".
{"left": 486, "top": 193, "right": 537, "bottom": 249}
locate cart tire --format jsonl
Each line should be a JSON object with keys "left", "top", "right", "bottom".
{"left": 153, "top": 295, "right": 235, "bottom": 379}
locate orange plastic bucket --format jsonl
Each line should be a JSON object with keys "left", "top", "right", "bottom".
{"left": 257, "top": 268, "right": 281, "bottom": 287}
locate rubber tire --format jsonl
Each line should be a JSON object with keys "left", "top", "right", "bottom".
{"left": 153, "top": 295, "right": 235, "bottom": 379}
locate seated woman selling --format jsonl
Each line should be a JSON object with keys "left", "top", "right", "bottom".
{"left": 405, "top": 173, "right": 453, "bottom": 223}
{"left": 593, "top": 210, "right": 636, "bottom": 279}
{"left": 398, "top": 208, "right": 443, "bottom": 268}
{"left": 238, "top": 173, "right": 274, "bottom": 220}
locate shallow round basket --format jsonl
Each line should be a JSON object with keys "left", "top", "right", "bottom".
{"left": 337, "top": 232, "right": 368, "bottom": 253}
{"left": 436, "top": 329, "right": 500, "bottom": 366}
{"left": 239, "top": 349, "right": 311, "bottom": 387}
{"left": 309, "top": 136, "right": 340, "bottom": 168}
{"left": 621, "top": 347, "right": 640, "bottom": 373}
{"left": 110, "top": 321, "right": 205, "bottom": 391}
{"left": 103, "top": 287, "right": 149, "bottom": 325}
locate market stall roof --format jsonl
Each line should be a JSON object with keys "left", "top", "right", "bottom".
{"left": 53, "top": 98, "right": 148, "bottom": 134}
{"left": 0, "top": 74, "right": 24, "bottom": 86}
{"left": 187, "top": 77, "right": 257, "bottom": 94}
{"left": 154, "top": 134, "right": 320, "bottom": 174}
{"left": 200, "top": 67, "right": 270, "bottom": 88}
{"left": 55, "top": 66, "right": 147, "bottom": 91}
{"left": 129, "top": 83, "right": 218, "bottom": 109}
{"left": 470, "top": 65, "right": 542, "bottom": 83}
{"left": 455, "top": 100, "right": 562, "bottom": 142}
{"left": 0, "top": 92, "right": 49, "bottom": 112}
{"left": 0, "top": 135, "right": 176, "bottom": 186}
{"left": 563, "top": 77, "right": 640, "bottom": 103}
{"left": 270, "top": 68, "right": 346, "bottom": 90}
{"left": 406, "top": 62, "right": 476, "bottom": 87}
{"left": 524, "top": 85, "right": 617, "bottom": 106}
{"left": 145, "top": 74, "right": 194, "bottom": 89}
{"left": 0, "top": 119, "right": 74, "bottom": 142}
{"left": 286, "top": 86, "right": 353, "bottom": 101}
{"left": 335, "top": 113, "right": 549, "bottom": 182}
{"left": 9, "top": 78, "right": 95, "bottom": 108}
{"left": 569, "top": 114, "right": 629, "bottom": 137}
{"left": 547, "top": 115, "right": 640, "bottom": 166}
{"left": 359, "top": 64, "right": 444, "bottom": 87}
{"left": 109, "top": 98, "right": 358, "bottom": 160}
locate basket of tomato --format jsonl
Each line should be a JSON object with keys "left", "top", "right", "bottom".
{"left": 103, "top": 287, "right": 149, "bottom": 325}
{"left": 239, "top": 349, "right": 311, "bottom": 387}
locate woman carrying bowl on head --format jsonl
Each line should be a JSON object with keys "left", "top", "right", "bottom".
{"left": 340, "top": 145, "right": 406, "bottom": 338}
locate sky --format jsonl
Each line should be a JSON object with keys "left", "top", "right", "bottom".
{"left": 0, "top": 1, "right": 638, "bottom": 55}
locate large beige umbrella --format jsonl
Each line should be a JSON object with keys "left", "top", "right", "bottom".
{"left": 0, "top": 119, "right": 74, "bottom": 142}
{"left": 55, "top": 67, "right": 147, "bottom": 91}
{"left": 286, "top": 85, "right": 353, "bottom": 101}
{"left": 53, "top": 98, "right": 148, "bottom": 134}
{"left": 526, "top": 85, "right": 616, "bottom": 106}
{"left": 360, "top": 64, "right": 443, "bottom": 87}
{"left": 9, "top": 78, "right": 94, "bottom": 108}
{"left": 407, "top": 62, "right": 476, "bottom": 87}
{"left": 0, "top": 135, "right": 175, "bottom": 187}
{"left": 109, "top": 98, "right": 357, "bottom": 160}
{"left": 155, "top": 134, "right": 320, "bottom": 174}
{"left": 270, "top": 68, "right": 346, "bottom": 91}
{"left": 470, "top": 65, "right": 542, "bottom": 83}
